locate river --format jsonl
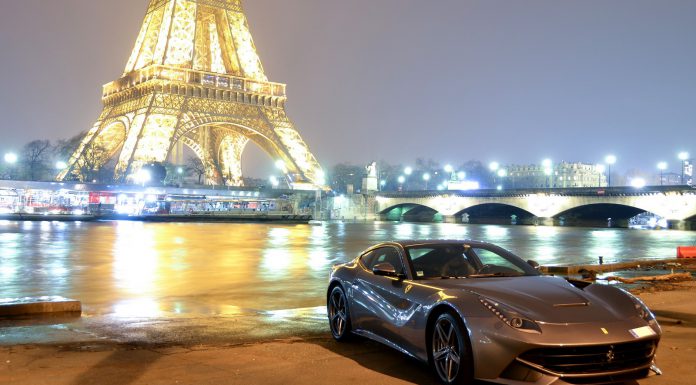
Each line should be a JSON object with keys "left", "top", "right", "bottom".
{"left": 1, "top": 220, "right": 694, "bottom": 319}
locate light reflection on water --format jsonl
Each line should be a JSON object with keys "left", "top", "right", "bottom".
{"left": 0, "top": 220, "right": 694, "bottom": 318}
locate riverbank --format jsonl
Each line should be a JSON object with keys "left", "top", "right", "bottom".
{"left": 0, "top": 212, "right": 313, "bottom": 224}
{"left": 1, "top": 282, "right": 694, "bottom": 385}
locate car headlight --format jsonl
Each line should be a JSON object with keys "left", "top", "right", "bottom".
{"left": 479, "top": 297, "right": 541, "bottom": 333}
{"left": 626, "top": 292, "right": 656, "bottom": 323}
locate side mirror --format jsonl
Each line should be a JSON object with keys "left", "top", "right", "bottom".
{"left": 373, "top": 262, "right": 404, "bottom": 279}
{"left": 527, "top": 260, "right": 540, "bottom": 270}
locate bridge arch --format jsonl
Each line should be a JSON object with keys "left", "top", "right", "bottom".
{"left": 380, "top": 203, "right": 443, "bottom": 223}
{"left": 554, "top": 203, "right": 652, "bottom": 228}
{"left": 456, "top": 203, "right": 536, "bottom": 225}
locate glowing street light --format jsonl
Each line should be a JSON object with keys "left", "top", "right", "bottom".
{"left": 275, "top": 159, "right": 287, "bottom": 172}
{"left": 630, "top": 178, "right": 646, "bottom": 189}
{"left": 497, "top": 169, "right": 507, "bottom": 178}
{"left": 404, "top": 166, "right": 413, "bottom": 176}
{"left": 314, "top": 169, "right": 326, "bottom": 186}
{"left": 457, "top": 171, "right": 466, "bottom": 180}
{"left": 605, "top": 155, "right": 616, "bottom": 187}
{"left": 422, "top": 172, "right": 431, "bottom": 190}
{"left": 397, "top": 175, "right": 405, "bottom": 191}
{"left": 678, "top": 152, "right": 689, "bottom": 185}
{"left": 657, "top": 162, "right": 668, "bottom": 186}
{"left": 55, "top": 161, "right": 68, "bottom": 170}
{"left": 4, "top": 153, "right": 17, "bottom": 164}
{"left": 269, "top": 175, "right": 280, "bottom": 188}
{"left": 596, "top": 164, "right": 606, "bottom": 187}
{"left": 135, "top": 168, "right": 152, "bottom": 186}
{"left": 489, "top": 162, "right": 499, "bottom": 172}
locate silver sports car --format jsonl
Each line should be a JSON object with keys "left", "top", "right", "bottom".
{"left": 327, "top": 240, "right": 661, "bottom": 385}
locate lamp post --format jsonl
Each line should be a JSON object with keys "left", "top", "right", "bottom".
{"left": 444, "top": 164, "right": 454, "bottom": 181}
{"left": 678, "top": 152, "right": 689, "bottom": 185}
{"left": 542, "top": 159, "right": 552, "bottom": 188}
{"left": 605, "top": 155, "right": 616, "bottom": 187}
{"left": 657, "top": 162, "right": 667, "bottom": 186}
{"left": 497, "top": 168, "right": 507, "bottom": 189}
{"left": 489, "top": 162, "right": 499, "bottom": 188}
{"left": 4, "top": 153, "right": 18, "bottom": 180}
{"left": 397, "top": 175, "right": 405, "bottom": 192}
{"left": 422, "top": 173, "right": 431, "bottom": 190}
{"left": 596, "top": 164, "right": 606, "bottom": 187}
{"left": 275, "top": 160, "right": 291, "bottom": 189}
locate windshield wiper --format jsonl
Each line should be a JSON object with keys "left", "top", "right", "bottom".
{"left": 468, "top": 272, "right": 524, "bottom": 278}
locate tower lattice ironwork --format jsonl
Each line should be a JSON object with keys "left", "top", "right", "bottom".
{"left": 58, "top": 0, "right": 323, "bottom": 187}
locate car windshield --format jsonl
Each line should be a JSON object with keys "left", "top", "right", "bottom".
{"left": 405, "top": 243, "right": 539, "bottom": 279}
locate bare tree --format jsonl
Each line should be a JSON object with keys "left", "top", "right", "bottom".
{"left": 186, "top": 156, "right": 206, "bottom": 184}
{"left": 21, "top": 140, "right": 52, "bottom": 181}
{"left": 76, "top": 141, "right": 111, "bottom": 183}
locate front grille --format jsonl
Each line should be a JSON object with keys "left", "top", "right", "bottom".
{"left": 518, "top": 340, "right": 657, "bottom": 376}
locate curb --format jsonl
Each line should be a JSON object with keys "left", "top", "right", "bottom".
{"left": 0, "top": 297, "right": 81, "bottom": 317}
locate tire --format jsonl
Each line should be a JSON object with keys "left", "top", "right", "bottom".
{"left": 431, "top": 313, "right": 474, "bottom": 385}
{"left": 328, "top": 285, "right": 352, "bottom": 341}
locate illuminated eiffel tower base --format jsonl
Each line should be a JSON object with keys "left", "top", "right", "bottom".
{"left": 58, "top": 0, "right": 324, "bottom": 188}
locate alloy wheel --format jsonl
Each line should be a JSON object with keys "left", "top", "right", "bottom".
{"left": 432, "top": 314, "right": 463, "bottom": 383}
{"left": 328, "top": 286, "right": 349, "bottom": 340}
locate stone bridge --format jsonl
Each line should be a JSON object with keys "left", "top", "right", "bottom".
{"left": 374, "top": 186, "right": 696, "bottom": 229}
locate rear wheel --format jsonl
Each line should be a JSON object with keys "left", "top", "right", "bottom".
{"left": 328, "top": 285, "right": 352, "bottom": 341}
{"left": 431, "top": 313, "right": 473, "bottom": 384}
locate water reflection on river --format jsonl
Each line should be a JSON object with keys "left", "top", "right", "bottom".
{"left": 1, "top": 220, "right": 694, "bottom": 318}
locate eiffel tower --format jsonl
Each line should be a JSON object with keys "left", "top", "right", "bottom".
{"left": 58, "top": 0, "right": 324, "bottom": 188}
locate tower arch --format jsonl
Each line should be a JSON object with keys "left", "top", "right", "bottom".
{"left": 58, "top": 0, "right": 323, "bottom": 188}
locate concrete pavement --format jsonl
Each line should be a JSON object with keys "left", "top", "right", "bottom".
{"left": 1, "top": 283, "right": 694, "bottom": 385}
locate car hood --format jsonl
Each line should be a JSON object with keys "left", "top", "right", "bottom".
{"left": 439, "top": 276, "right": 630, "bottom": 323}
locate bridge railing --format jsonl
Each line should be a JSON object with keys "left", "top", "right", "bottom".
{"left": 375, "top": 185, "right": 696, "bottom": 199}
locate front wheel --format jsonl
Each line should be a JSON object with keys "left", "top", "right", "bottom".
{"left": 431, "top": 313, "right": 473, "bottom": 384}
{"left": 328, "top": 285, "right": 352, "bottom": 341}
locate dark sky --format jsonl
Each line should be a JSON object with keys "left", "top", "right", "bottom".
{"left": 1, "top": 0, "right": 695, "bottom": 178}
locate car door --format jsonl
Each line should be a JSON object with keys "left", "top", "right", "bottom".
{"left": 350, "top": 246, "right": 420, "bottom": 345}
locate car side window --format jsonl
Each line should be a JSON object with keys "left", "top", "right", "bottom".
{"left": 472, "top": 248, "right": 525, "bottom": 274}
{"left": 362, "top": 247, "right": 405, "bottom": 274}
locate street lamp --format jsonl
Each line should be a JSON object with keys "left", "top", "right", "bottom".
{"left": 680, "top": 151, "right": 689, "bottom": 185}
{"left": 605, "top": 155, "right": 616, "bottom": 187}
{"left": 397, "top": 175, "right": 405, "bottom": 191}
{"left": 4, "top": 153, "right": 17, "bottom": 164}
{"left": 422, "top": 173, "right": 431, "bottom": 190}
{"left": 596, "top": 164, "right": 606, "bottom": 187}
{"left": 630, "top": 178, "right": 646, "bottom": 189}
{"left": 457, "top": 171, "right": 466, "bottom": 180}
{"left": 269, "top": 175, "right": 280, "bottom": 188}
{"left": 657, "top": 162, "right": 668, "bottom": 186}
{"left": 404, "top": 167, "right": 413, "bottom": 176}
{"left": 444, "top": 164, "right": 454, "bottom": 181}
{"left": 544, "top": 166, "right": 552, "bottom": 189}
{"left": 489, "top": 162, "right": 499, "bottom": 172}
{"left": 55, "top": 161, "right": 68, "bottom": 170}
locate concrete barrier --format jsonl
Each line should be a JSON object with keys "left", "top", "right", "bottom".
{"left": 0, "top": 296, "right": 81, "bottom": 317}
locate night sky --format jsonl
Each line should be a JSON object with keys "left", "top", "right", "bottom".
{"left": 1, "top": 0, "right": 695, "bottom": 178}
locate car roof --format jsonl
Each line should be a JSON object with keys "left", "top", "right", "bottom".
{"left": 379, "top": 239, "right": 495, "bottom": 248}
